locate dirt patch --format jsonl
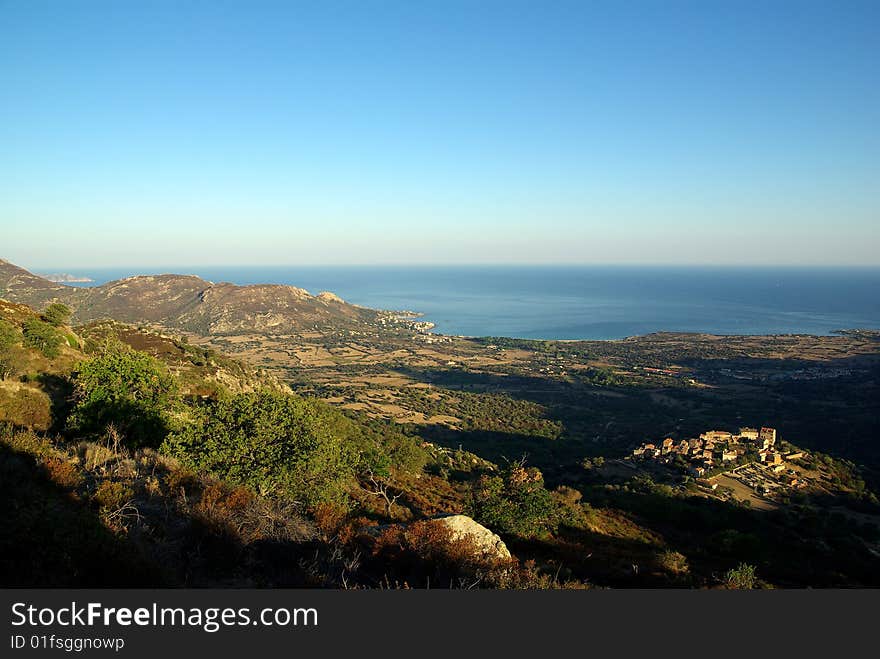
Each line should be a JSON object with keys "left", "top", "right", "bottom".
{"left": 713, "top": 474, "right": 778, "bottom": 511}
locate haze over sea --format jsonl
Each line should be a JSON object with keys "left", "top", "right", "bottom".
{"left": 65, "top": 266, "right": 880, "bottom": 341}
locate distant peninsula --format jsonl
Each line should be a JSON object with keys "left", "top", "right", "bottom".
{"left": 37, "top": 272, "right": 94, "bottom": 283}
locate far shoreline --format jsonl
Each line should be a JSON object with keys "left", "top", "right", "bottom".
{"left": 443, "top": 328, "right": 880, "bottom": 343}
{"left": 22, "top": 262, "right": 880, "bottom": 342}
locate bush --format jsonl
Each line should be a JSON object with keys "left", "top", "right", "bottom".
{"left": 164, "top": 468, "right": 202, "bottom": 497}
{"left": 0, "top": 320, "right": 24, "bottom": 379}
{"left": 162, "top": 390, "right": 357, "bottom": 506}
{"left": 191, "top": 481, "right": 259, "bottom": 538}
{"left": 469, "top": 462, "right": 559, "bottom": 538}
{"left": 553, "top": 485, "right": 590, "bottom": 528}
{"left": 349, "top": 416, "right": 428, "bottom": 478}
{"left": 43, "top": 457, "right": 84, "bottom": 490}
{"left": 22, "top": 318, "right": 63, "bottom": 358}
{"left": 0, "top": 426, "right": 58, "bottom": 459}
{"left": 42, "top": 303, "right": 72, "bottom": 328}
{"left": 658, "top": 550, "right": 690, "bottom": 575}
{"left": 68, "top": 343, "right": 179, "bottom": 447}
{"left": 0, "top": 387, "right": 52, "bottom": 430}
{"left": 0, "top": 345, "right": 26, "bottom": 380}
{"left": 92, "top": 481, "right": 133, "bottom": 512}
{"left": 0, "top": 320, "right": 18, "bottom": 350}
{"left": 366, "top": 520, "right": 504, "bottom": 587}
{"left": 0, "top": 433, "right": 160, "bottom": 586}
{"left": 724, "top": 562, "right": 758, "bottom": 589}
{"left": 312, "top": 500, "right": 350, "bottom": 539}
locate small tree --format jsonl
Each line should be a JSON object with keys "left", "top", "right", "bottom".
{"left": 42, "top": 302, "right": 72, "bottom": 327}
{"left": 22, "top": 317, "right": 63, "bottom": 358}
{"left": 0, "top": 320, "right": 17, "bottom": 350}
{"left": 0, "top": 348, "right": 23, "bottom": 381}
{"left": 469, "top": 460, "right": 559, "bottom": 538}
{"left": 0, "top": 320, "right": 22, "bottom": 379}
{"left": 68, "top": 343, "right": 178, "bottom": 447}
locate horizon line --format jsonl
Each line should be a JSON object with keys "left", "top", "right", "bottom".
{"left": 9, "top": 258, "right": 880, "bottom": 272}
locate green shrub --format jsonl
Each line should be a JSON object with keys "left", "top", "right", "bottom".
{"left": 0, "top": 320, "right": 24, "bottom": 379}
{"left": 349, "top": 415, "right": 428, "bottom": 478}
{"left": 42, "top": 303, "right": 72, "bottom": 328}
{"left": 162, "top": 390, "right": 358, "bottom": 506}
{"left": 68, "top": 343, "right": 178, "bottom": 447}
{"left": 469, "top": 462, "right": 559, "bottom": 538}
{"left": 22, "top": 318, "right": 63, "bottom": 358}
{"left": 92, "top": 481, "right": 134, "bottom": 512}
{"left": 724, "top": 562, "right": 758, "bottom": 589}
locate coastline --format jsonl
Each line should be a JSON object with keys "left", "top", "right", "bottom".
{"left": 14, "top": 262, "right": 880, "bottom": 341}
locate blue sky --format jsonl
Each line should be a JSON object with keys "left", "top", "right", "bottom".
{"left": 1, "top": 0, "right": 878, "bottom": 267}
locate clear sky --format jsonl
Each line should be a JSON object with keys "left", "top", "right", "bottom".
{"left": 2, "top": 0, "right": 878, "bottom": 268}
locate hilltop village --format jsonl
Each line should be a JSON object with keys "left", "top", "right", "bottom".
{"left": 633, "top": 426, "right": 787, "bottom": 477}
{"left": 628, "top": 426, "right": 826, "bottom": 507}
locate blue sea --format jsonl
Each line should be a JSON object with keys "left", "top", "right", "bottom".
{"left": 62, "top": 266, "right": 880, "bottom": 340}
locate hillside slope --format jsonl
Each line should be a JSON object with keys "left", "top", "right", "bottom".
{"left": 3, "top": 295, "right": 880, "bottom": 588}
{"left": 0, "top": 259, "right": 83, "bottom": 309}
{"left": 0, "top": 259, "right": 378, "bottom": 336}
{"left": 0, "top": 298, "right": 287, "bottom": 430}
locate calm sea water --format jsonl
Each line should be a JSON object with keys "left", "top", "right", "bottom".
{"left": 64, "top": 266, "right": 880, "bottom": 340}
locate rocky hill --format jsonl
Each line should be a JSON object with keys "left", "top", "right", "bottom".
{"left": 0, "top": 259, "right": 377, "bottom": 335}
{"left": 0, "top": 258, "right": 82, "bottom": 308}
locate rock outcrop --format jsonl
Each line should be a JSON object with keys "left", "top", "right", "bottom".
{"left": 316, "top": 291, "right": 345, "bottom": 304}
{"left": 430, "top": 514, "right": 512, "bottom": 561}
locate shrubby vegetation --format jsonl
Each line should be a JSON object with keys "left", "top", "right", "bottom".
{"left": 469, "top": 462, "right": 561, "bottom": 538}
{"left": 162, "top": 391, "right": 358, "bottom": 505}
{"left": 68, "top": 342, "right": 179, "bottom": 447}
{"left": 42, "top": 302, "right": 72, "bottom": 327}
{"left": 22, "top": 317, "right": 63, "bottom": 358}
{"left": 724, "top": 562, "right": 758, "bottom": 589}
{"left": 161, "top": 390, "right": 428, "bottom": 507}
{"left": 0, "top": 319, "right": 23, "bottom": 379}
{"left": 363, "top": 519, "right": 513, "bottom": 588}
{"left": 396, "top": 387, "right": 562, "bottom": 439}
{"left": 0, "top": 425, "right": 161, "bottom": 586}
{"left": 0, "top": 386, "right": 52, "bottom": 430}
{"left": 0, "top": 319, "right": 18, "bottom": 351}
{"left": 658, "top": 550, "right": 690, "bottom": 576}
{"left": 578, "top": 365, "right": 620, "bottom": 386}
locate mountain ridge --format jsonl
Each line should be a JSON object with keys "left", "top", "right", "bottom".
{"left": 0, "top": 258, "right": 377, "bottom": 335}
